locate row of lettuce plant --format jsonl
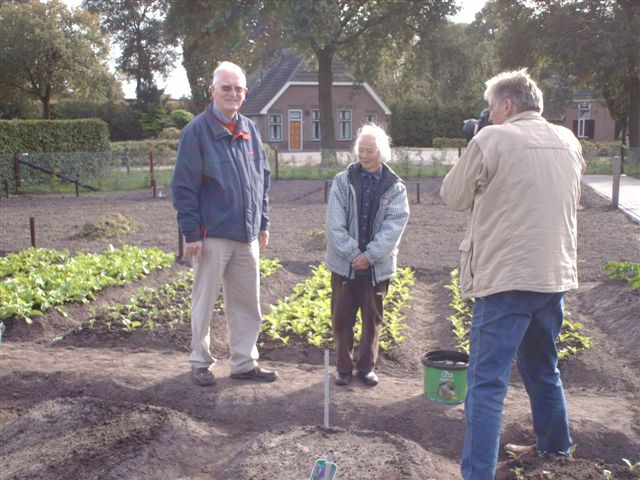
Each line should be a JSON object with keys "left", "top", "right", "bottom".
{"left": 84, "top": 258, "right": 282, "bottom": 333}
{"left": 604, "top": 261, "right": 640, "bottom": 290}
{"left": 261, "top": 263, "right": 414, "bottom": 351}
{"left": 445, "top": 268, "right": 592, "bottom": 359}
{"left": 0, "top": 245, "right": 174, "bottom": 324}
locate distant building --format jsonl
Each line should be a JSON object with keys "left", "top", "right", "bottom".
{"left": 546, "top": 91, "right": 621, "bottom": 142}
{"left": 241, "top": 50, "right": 390, "bottom": 152}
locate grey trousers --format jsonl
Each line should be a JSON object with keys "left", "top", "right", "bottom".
{"left": 188, "top": 237, "right": 261, "bottom": 374}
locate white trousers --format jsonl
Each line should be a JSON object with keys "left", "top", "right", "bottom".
{"left": 188, "top": 237, "right": 261, "bottom": 374}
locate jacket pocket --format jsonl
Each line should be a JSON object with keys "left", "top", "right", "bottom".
{"left": 458, "top": 237, "right": 474, "bottom": 294}
{"left": 203, "top": 157, "right": 234, "bottom": 179}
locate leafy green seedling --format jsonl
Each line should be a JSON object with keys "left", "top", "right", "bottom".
{"left": 511, "top": 466, "right": 525, "bottom": 479}
{"left": 506, "top": 450, "right": 524, "bottom": 464}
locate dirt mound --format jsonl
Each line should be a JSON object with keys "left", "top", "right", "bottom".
{"left": 221, "top": 425, "right": 459, "bottom": 479}
{"left": 0, "top": 396, "right": 227, "bottom": 480}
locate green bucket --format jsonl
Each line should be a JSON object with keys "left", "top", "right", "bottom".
{"left": 422, "top": 350, "right": 469, "bottom": 404}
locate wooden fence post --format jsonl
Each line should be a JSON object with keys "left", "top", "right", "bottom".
{"left": 75, "top": 182, "right": 80, "bottom": 197}
{"left": 416, "top": 182, "right": 421, "bottom": 204}
{"left": 149, "top": 151, "right": 155, "bottom": 187}
{"left": 151, "top": 178, "right": 157, "bottom": 198}
{"left": 13, "top": 152, "right": 21, "bottom": 193}
{"left": 178, "top": 228, "right": 184, "bottom": 259}
{"left": 4, "top": 179, "right": 8, "bottom": 198}
{"left": 324, "top": 180, "right": 329, "bottom": 203}
{"left": 274, "top": 148, "right": 279, "bottom": 181}
{"left": 29, "top": 216, "right": 36, "bottom": 248}
{"left": 612, "top": 150, "right": 622, "bottom": 208}
{"left": 458, "top": 146, "right": 462, "bottom": 158}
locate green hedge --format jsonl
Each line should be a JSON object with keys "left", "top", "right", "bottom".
{"left": 0, "top": 119, "right": 110, "bottom": 154}
{"left": 433, "top": 137, "right": 467, "bottom": 149}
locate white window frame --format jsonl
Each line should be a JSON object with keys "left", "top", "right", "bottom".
{"left": 364, "top": 113, "right": 377, "bottom": 124}
{"left": 577, "top": 103, "right": 591, "bottom": 138}
{"left": 269, "top": 113, "right": 282, "bottom": 142}
{"left": 338, "top": 109, "right": 352, "bottom": 140}
{"left": 310, "top": 109, "right": 321, "bottom": 140}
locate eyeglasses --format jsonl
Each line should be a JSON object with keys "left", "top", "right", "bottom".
{"left": 217, "top": 84, "right": 247, "bottom": 94}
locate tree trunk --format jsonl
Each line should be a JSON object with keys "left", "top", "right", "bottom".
{"left": 628, "top": 74, "right": 640, "bottom": 148}
{"left": 41, "top": 89, "right": 51, "bottom": 119}
{"left": 317, "top": 47, "right": 337, "bottom": 166}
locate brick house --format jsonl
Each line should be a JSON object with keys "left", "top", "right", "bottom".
{"left": 241, "top": 50, "right": 391, "bottom": 151}
{"left": 550, "top": 91, "right": 621, "bottom": 142}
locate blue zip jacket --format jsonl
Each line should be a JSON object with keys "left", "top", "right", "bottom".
{"left": 172, "top": 103, "right": 270, "bottom": 243}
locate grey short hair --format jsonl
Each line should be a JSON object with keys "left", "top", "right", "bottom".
{"left": 484, "top": 69, "right": 543, "bottom": 114}
{"left": 353, "top": 124, "right": 392, "bottom": 164}
{"left": 212, "top": 61, "right": 246, "bottom": 86}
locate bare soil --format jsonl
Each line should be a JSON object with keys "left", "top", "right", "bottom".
{"left": 1, "top": 179, "right": 639, "bottom": 479}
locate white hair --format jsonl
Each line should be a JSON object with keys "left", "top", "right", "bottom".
{"left": 212, "top": 61, "right": 246, "bottom": 86}
{"left": 353, "top": 123, "right": 392, "bottom": 164}
{"left": 484, "top": 68, "right": 543, "bottom": 114}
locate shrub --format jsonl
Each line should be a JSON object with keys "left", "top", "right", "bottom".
{"left": 433, "top": 137, "right": 467, "bottom": 149}
{"left": 169, "top": 109, "right": 193, "bottom": 129}
{"left": 0, "top": 119, "right": 110, "bottom": 154}
{"left": 157, "top": 127, "right": 181, "bottom": 140}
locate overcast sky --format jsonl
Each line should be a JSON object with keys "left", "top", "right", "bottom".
{"left": 59, "top": 0, "right": 486, "bottom": 99}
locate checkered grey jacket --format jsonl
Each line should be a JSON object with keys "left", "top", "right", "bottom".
{"left": 325, "top": 163, "right": 409, "bottom": 284}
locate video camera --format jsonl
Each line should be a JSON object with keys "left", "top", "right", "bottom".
{"left": 462, "top": 109, "right": 491, "bottom": 141}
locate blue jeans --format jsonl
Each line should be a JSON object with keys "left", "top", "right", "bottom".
{"left": 461, "top": 291, "right": 573, "bottom": 480}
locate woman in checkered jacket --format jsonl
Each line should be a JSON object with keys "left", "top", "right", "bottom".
{"left": 325, "top": 124, "right": 410, "bottom": 387}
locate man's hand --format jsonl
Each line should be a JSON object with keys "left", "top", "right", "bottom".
{"left": 351, "top": 253, "right": 370, "bottom": 270}
{"left": 258, "top": 230, "right": 269, "bottom": 250}
{"left": 185, "top": 240, "right": 203, "bottom": 260}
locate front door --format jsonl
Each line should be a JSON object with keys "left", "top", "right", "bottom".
{"left": 289, "top": 110, "right": 303, "bottom": 150}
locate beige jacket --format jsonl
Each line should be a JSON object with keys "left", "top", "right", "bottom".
{"left": 440, "top": 111, "right": 585, "bottom": 298}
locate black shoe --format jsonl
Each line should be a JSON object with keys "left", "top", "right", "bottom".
{"left": 230, "top": 365, "right": 278, "bottom": 382}
{"left": 357, "top": 370, "right": 378, "bottom": 386}
{"left": 335, "top": 371, "right": 352, "bottom": 386}
{"left": 192, "top": 367, "right": 216, "bottom": 386}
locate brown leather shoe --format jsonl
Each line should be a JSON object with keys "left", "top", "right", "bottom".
{"left": 192, "top": 367, "right": 216, "bottom": 386}
{"left": 230, "top": 365, "right": 278, "bottom": 382}
{"left": 504, "top": 444, "right": 537, "bottom": 457}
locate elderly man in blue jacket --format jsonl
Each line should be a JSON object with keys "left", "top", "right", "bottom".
{"left": 172, "top": 61, "right": 277, "bottom": 386}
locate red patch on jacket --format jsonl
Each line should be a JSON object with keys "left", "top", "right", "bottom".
{"left": 232, "top": 130, "right": 251, "bottom": 142}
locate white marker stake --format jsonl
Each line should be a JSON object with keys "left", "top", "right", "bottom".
{"left": 324, "top": 349, "right": 329, "bottom": 429}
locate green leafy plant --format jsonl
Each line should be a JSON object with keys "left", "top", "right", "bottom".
{"left": 444, "top": 268, "right": 474, "bottom": 352}
{"left": 0, "top": 245, "right": 174, "bottom": 324}
{"left": 604, "top": 261, "right": 640, "bottom": 290}
{"left": 445, "top": 269, "right": 592, "bottom": 359}
{"left": 84, "top": 258, "right": 281, "bottom": 334}
{"left": 511, "top": 466, "right": 525, "bottom": 479}
{"left": 261, "top": 263, "right": 414, "bottom": 351}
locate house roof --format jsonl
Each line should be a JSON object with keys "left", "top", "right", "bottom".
{"left": 241, "top": 50, "right": 390, "bottom": 116}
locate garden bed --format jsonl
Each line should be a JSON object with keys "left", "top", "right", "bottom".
{"left": 1, "top": 179, "right": 638, "bottom": 479}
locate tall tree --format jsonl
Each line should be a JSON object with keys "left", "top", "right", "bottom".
{"left": 273, "top": 0, "right": 457, "bottom": 154}
{"left": 482, "top": 0, "right": 640, "bottom": 147}
{"left": 165, "top": 0, "right": 279, "bottom": 109}
{"left": 84, "top": 0, "right": 177, "bottom": 104}
{"left": 0, "top": 0, "right": 112, "bottom": 119}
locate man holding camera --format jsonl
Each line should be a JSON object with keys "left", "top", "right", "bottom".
{"left": 440, "top": 69, "right": 584, "bottom": 480}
